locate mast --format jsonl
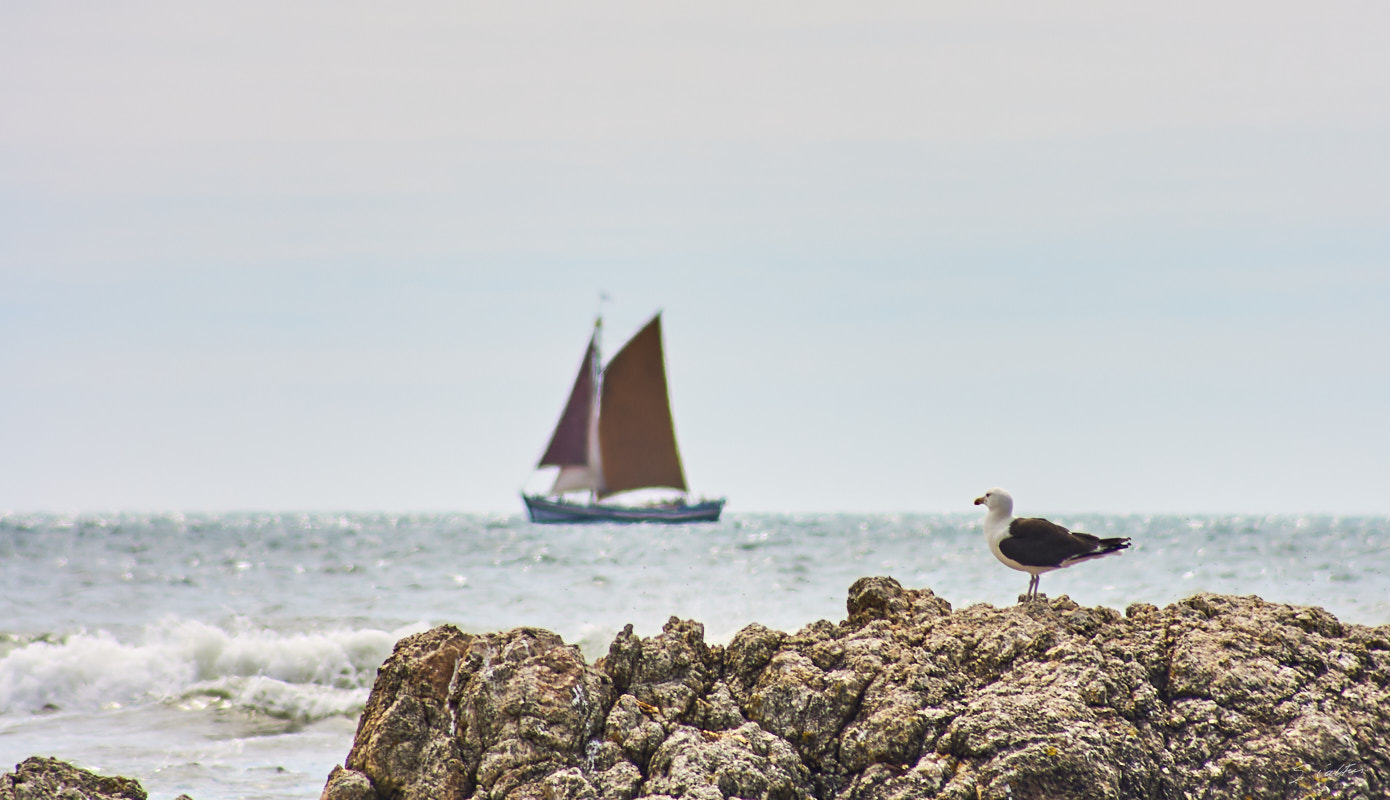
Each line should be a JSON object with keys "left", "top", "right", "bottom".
{"left": 588, "top": 315, "right": 603, "bottom": 503}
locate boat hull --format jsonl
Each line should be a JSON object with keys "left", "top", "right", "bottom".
{"left": 523, "top": 495, "right": 724, "bottom": 524}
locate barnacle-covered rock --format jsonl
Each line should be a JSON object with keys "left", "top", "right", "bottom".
{"left": 317, "top": 576, "right": 1389, "bottom": 799}
{"left": 0, "top": 757, "right": 159, "bottom": 800}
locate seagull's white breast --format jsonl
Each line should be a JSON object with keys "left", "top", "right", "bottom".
{"left": 982, "top": 512, "right": 1054, "bottom": 577}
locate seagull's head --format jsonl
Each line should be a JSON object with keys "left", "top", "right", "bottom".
{"left": 973, "top": 488, "right": 1013, "bottom": 514}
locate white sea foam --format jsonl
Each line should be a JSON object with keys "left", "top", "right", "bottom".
{"left": 0, "top": 618, "right": 427, "bottom": 716}
{"left": 179, "top": 675, "right": 368, "bottom": 721}
{"left": 0, "top": 629, "right": 191, "bottom": 713}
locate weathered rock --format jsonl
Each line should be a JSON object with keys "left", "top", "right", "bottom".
{"left": 322, "top": 764, "right": 376, "bottom": 800}
{"left": 0, "top": 757, "right": 156, "bottom": 800}
{"left": 643, "top": 723, "right": 809, "bottom": 800}
{"left": 323, "top": 577, "right": 1390, "bottom": 800}
{"left": 331, "top": 624, "right": 613, "bottom": 800}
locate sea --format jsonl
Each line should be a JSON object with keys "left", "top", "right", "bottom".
{"left": 1, "top": 510, "right": 1386, "bottom": 800}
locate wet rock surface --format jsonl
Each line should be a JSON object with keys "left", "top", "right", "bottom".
{"left": 323, "top": 577, "right": 1390, "bottom": 800}
{"left": 0, "top": 756, "right": 187, "bottom": 800}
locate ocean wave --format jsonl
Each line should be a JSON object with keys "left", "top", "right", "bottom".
{"left": 0, "top": 617, "right": 428, "bottom": 716}
{"left": 177, "top": 675, "right": 370, "bottom": 722}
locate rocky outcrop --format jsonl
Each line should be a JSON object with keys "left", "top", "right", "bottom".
{"left": 0, "top": 756, "right": 186, "bottom": 800}
{"left": 323, "top": 578, "right": 1390, "bottom": 800}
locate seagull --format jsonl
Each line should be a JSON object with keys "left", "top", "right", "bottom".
{"left": 974, "top": 487, "right": 1131, "bottom": 600}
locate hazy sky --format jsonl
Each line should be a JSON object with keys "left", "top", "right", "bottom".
{"left": 4, "top": 2, "right": 1388, "bottom": 514}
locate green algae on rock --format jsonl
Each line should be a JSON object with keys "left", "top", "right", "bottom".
{"left": 0, "top": 756, "right": 192, "bottom": 800}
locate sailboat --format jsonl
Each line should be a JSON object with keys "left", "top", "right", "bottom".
{"left": 523, "top": 313, "right": 725, "bottom": 523}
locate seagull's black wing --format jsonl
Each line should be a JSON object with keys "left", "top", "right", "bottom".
{"left": 998, "top": 517, "right": 1104, "bottom": 568}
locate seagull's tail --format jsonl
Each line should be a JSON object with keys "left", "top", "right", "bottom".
{"left": 1062, "top": 536, "right": 1131, "bottom": 566}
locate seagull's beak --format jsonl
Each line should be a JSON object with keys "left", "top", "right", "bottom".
{"left": 973, "top": 496, "right": 985, "bottom": 506}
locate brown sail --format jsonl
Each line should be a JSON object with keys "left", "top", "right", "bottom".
{"left": 597, "top": 314, "right": 687, "bottom": 498}
{"left": 538, "top": 336, "right": 596, "bottom": 469}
